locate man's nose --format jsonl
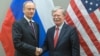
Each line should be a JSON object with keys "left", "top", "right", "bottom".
{"left": 30, "top": 9, "right": 34, "bottom": 12}
{"left": 55, "top": 15, "right": 58, "bottom": 18}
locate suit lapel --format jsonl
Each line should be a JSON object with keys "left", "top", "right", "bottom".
{"left": 55, "top": 23, "right": 67, "bottom": 48}
{"left": 50, "top": 27, "right": 55, "bottom": 49}
{"left": 22, "top": 18, "right": 36, "bottom": 39}
{"left": 32, "top": 22, "right": 38, "bottom": 39}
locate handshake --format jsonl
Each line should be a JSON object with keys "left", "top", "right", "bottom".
{"left": 35, "top": 47, "right": 43, "bottom": 56}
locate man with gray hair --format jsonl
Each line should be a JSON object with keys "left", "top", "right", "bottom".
{"left": 12, "top": 1, "right": 42, "bottom": 56}
{"left": 42, "top": 6, "right": 80, "bottom": 56}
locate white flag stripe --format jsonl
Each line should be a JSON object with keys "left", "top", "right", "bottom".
{"left": 80, "top": 46, "right": 87, "bottom": 56}
{"left": 75, "top": 0, "right": 100, "bottom": 41}
{"left": 94, "top": 9, "right": 100, "bottom": 23}
{"left": 33, "top": 0, "right": 54, "bottom": 32}
{"left": 67, "top": 4, "right": 99, "bottom": 55}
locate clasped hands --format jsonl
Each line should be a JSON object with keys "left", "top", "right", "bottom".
{"left": 35, "top": 47, "right": 43, "bottom": 56}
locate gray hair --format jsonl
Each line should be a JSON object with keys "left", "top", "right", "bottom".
{"left": 23, "top": 1, "right": 35, "bottom": 8}
{"left": 52, "top": 6, "right": 66, "bottom": 16}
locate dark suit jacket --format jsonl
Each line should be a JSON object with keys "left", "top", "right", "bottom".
{"left": 12, "top": 18, "right": 39, "bottom": 56}
{"left": 42, "top": 23, "right": 80, "bottom": 56}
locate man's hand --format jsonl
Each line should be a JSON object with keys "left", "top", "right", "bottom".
{"left": 35, "top": 47, "right": 43, "bottom": 56}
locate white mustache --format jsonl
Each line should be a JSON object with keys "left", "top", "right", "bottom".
{"left": 54, "top": 18, "right": 59, "bottom": 21}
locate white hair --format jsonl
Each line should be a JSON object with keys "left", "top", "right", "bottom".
{"left": 52, "top": 6, "right": 66, "bottom": 16}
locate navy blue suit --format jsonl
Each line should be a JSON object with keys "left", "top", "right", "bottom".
{"left": 42, "top": 23, "right": 80, "bottom": 56}
{"left": 12, "top": 18, "right": 39, "bottom": 56}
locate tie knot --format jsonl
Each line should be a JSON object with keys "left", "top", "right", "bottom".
{"left": 29, "top": 21, "right": 33, "bottom": 24}
{"left": 30, "top": 21, "right": 32, "bottom": 23}
{"left": 56, "top": 27, "right": 59, "bottom": 30}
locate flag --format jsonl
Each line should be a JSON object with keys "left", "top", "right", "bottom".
{"left": 66, "top": 0, "right": 100, "bottom": 56}
{"left": 0, "top": 0, "right": 54, "bottom": 56}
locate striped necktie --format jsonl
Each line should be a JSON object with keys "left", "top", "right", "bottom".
{"left": 29, "top": 21, "right": 34, "bottom": 31}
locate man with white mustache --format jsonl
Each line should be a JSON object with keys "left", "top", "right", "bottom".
{"left": 42, "top": 6, "right": 80, "bottom": 56}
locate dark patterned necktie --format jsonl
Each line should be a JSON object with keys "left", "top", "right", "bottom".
{"left": 29, "top": 21, "right": 36, "bottom": 38}
{"left": 29, "top": 21, "right": 34, "bottom": 31}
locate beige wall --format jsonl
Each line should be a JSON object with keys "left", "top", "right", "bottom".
{"left": 0, "top": 0, "right": 11, "bottom": 29}
{"left": 53, "top": 0, "right": 70, "bottom": 9}
{"left": 0, "top": 0, "right": 70, "bottom": 56}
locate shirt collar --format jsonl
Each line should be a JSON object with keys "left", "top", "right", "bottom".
{"left": 24, "top": 15, "right": 34, "bottom": 23}
{"left": 55, "top": 22, "right": 64, "bottom": 30}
